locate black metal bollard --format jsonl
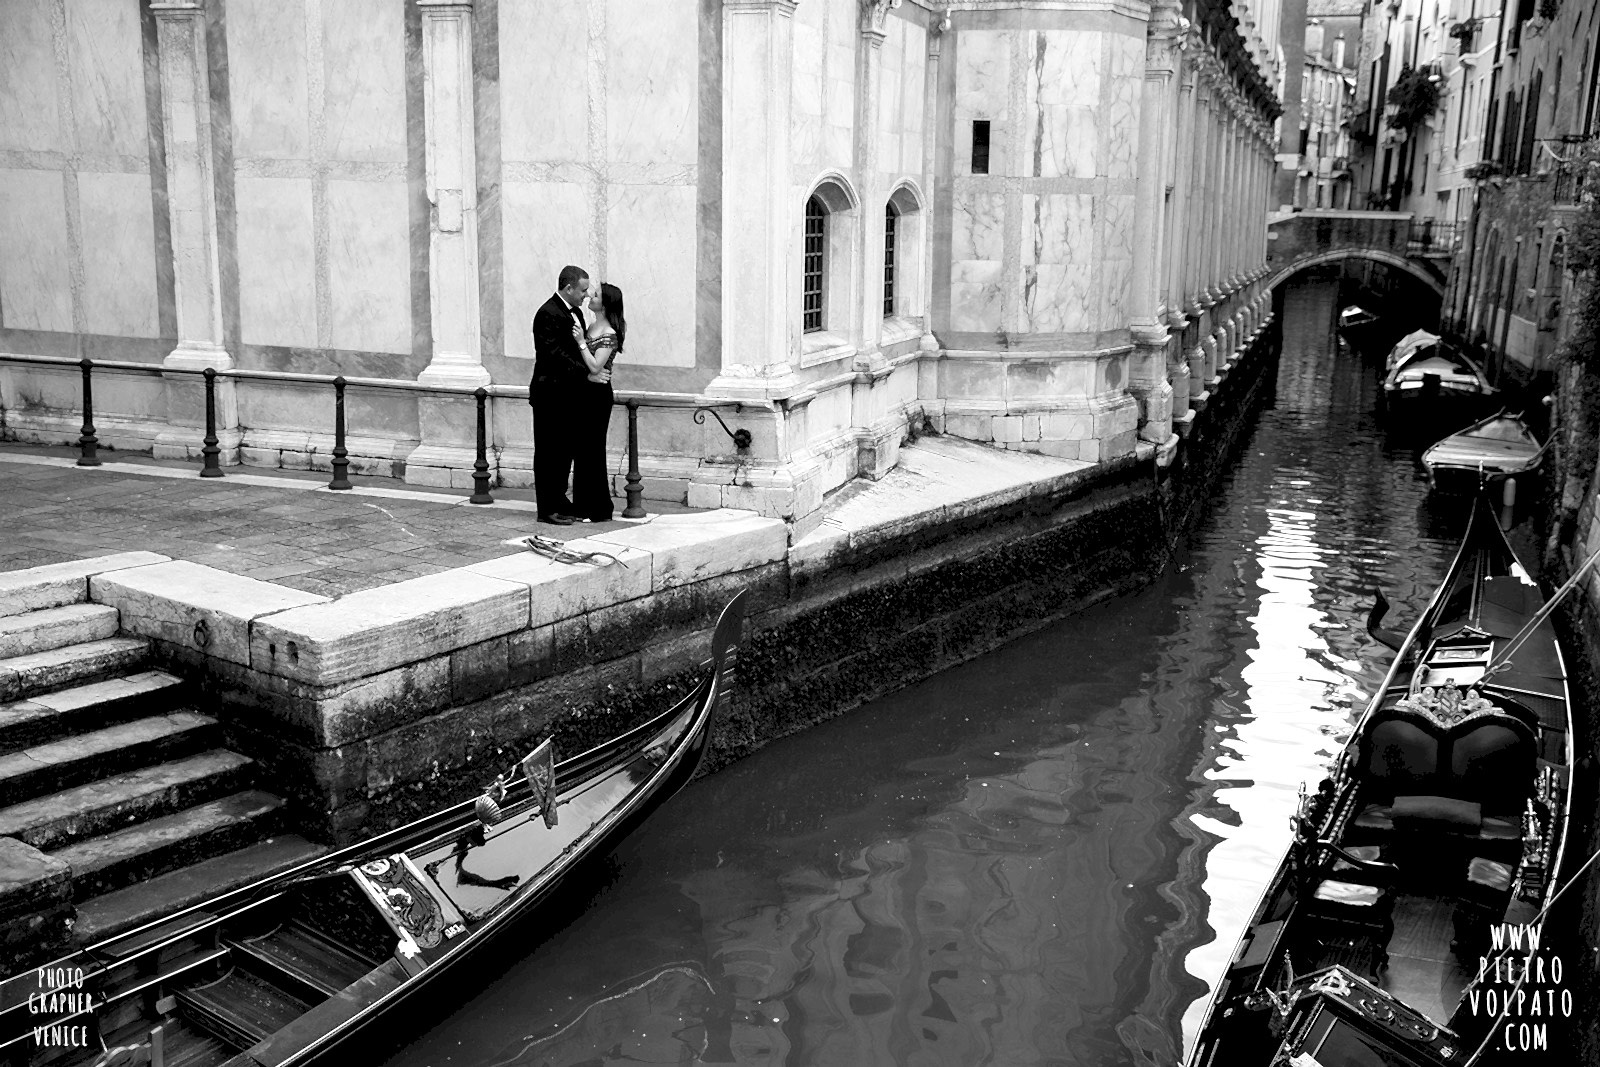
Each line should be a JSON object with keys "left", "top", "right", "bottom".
{"left": 329, "top": 376, "right": 352, "bottom": 490}
{"left": 469, "top": 387, "right": 493, "bottom": 504}
{"left": 622, "top": 399, "right": 645, "bottom": 518}
{"left": 200, "top": 367, "right": 223, "bottom": 477}
{"left": 76, "top": 358, "right": 100, "bottom": 466}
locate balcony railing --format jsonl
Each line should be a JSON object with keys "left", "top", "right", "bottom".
{"left": 1408, "top": 220, "right": 1463, "bottom": 256}
{"left": 1551, "top": 139, "right": 1596, "bottom": 205}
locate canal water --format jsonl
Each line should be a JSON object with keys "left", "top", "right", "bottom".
{"left": 383, "top": 278, "right": 1479, "bottom": 1067}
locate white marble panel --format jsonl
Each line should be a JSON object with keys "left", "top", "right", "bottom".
{"left": 228, "top": 0, "right": 310, "bottom": 160}
{"left": 1023, "top": 32, "right": 1100, "bottom": 179}
{"left": 606, "top": 0, "right": 696, "bottom": 165}
{"left": 323, "top": 0, "right": 405, "bottom": 163}
{"left": 1103, "top": 36, "right": 1143, "bottom": 180}
{"left": 877, "top": 20, "right": 904, "bottom": 170}
{"left": 1100, "top": 192, "right": 1135, "bottom": 264}
{"left": 950, "top": 263, "right": 1004, "bottom": 332}
{"left": 0, "top": 5, "right": 64, "bottom": 152}
{"left": 606, "top": 183, "right": 696, "bottom": 368}
{"left": 1032, "top": 31, "right": 1100, "bottom": 107}
{"left": 502, "top": 181, "right": 592, "bottom": 359}
{"left": 821, "top": 0, "right": 855, "bottom": 165}
{"left": 502, "top": 0, "right": 589, "bottom": 163}
{"left": 0, "top": 170, "right": 72, "bottom": 331}
{"left": 67, "top": 0, "right": 147, "bottom": 158}
{"left": 1099, "top": 256, "right": 1130, "bottom": 329}
{"left": 955, "top": 31, "right": 1010, "bottom": 119}
{"left": 77, "top": 171, "right": 158, "bottom": 338}
{"left": 1021, "top": 193, "right": 1095, "bottom": 332}
{"left": 792, "top": 19, "right": 825, "bottom": 165}
{"left": 900, "top": 24, "right": 926, "bottom": 174}
{"left": 327, "top": 180, "right": 409, "bottom": 353}
{"left": 952, "top": 191, "right": 1005, "bottom": 263}
{"left": 235, "top": 176, "right": 316, "bottom": 347}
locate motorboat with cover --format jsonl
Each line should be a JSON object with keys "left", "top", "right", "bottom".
{"left": 1338, "top": 305, "right": 1383, "bottom": 348}
{"left": 1381, "top": 332, "right": 1497, "bottom": 418}
{"left": 1184, "top": 500, "right": 1574, "bottom": 1067}
{"left": 0, "top": 591, "right": 747, "bottom": 1067}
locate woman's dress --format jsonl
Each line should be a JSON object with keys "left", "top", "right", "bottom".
{"left": 572, "top": 333, "right": 617, "bottom": 522}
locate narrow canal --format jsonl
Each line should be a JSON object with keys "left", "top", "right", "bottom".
{"left": 383, "top": 277, "right": 1477, "bottom": 1066}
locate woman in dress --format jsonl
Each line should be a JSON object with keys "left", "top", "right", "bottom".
{"left": 569, "top": 281, "right": 623, "bottom": 522}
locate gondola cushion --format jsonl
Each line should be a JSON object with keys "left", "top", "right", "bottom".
{"left": 1390, "top": 794, "right": 1482, "bottom": 830}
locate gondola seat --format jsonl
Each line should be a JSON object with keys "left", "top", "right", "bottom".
{"left": 1348, "top": 700, "right": 1536, "bottom": 862}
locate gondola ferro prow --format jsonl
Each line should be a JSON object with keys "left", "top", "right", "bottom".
{"left": 1366, "top": 588, "right": 1407, "bottom": 652}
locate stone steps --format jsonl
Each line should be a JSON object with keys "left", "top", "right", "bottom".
{"left": 0, "top": 636, "right": 153, "bottom": 703}
{"left": 0, "top": 551, "right": 168, "bottom": 618}
{"left": 0, "top": 669, "right": 187, "bottom": 753}
{"left": 0, "top": 602, "right": 120, "bottom": 659}
{"left": 0, "top": 711, "right": 220, "bottom": 807}
{"left": 0, "top": 554, "right": 316, "bottom": 962}
{"left": 73, "top": 835, "right": 330, "bottom": 945}
{"left": 57, "top": 790, "right": 290, "bottom": 902}
{"left": 0, "top": 750, "right": 256, "bottom": 851}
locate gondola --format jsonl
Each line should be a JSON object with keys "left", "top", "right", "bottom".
{"left": 1338, "top": 305, "right": 1383, "bottom": 349}
{"left": 1185, "top": 500, "right": 1574, "bottom": 1067}
{"left": 1381, "top": 331, "right": 1497, "bottom": 420}
{"left": 0, "top": 591, "right": 747, "bottom": 1067}
{"left": 1422, "top": 411, "right": 1546, "bottom": 497}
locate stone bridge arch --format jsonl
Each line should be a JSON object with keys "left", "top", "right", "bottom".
{"left": 1264, "top": 210, "right": 1445, "bottom": 296}
{"left": 1263, "top": 247, "right": 1444, "bottom": 294}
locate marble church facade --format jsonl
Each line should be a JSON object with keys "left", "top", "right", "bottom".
{"left": 0, "top": 0, "right": 1282, "bottom": 526}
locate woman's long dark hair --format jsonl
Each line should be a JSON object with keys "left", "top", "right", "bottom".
{"left": 600, "top": 282, "right": 625, "bottom": 353}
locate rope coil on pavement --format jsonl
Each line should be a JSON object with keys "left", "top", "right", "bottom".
{"left": 522, "top": 534, "right": 628, "bottom": 567}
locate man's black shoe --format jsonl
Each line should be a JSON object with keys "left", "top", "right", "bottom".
{"left": 539, "top": 513, "right": 576, "bottom": 525}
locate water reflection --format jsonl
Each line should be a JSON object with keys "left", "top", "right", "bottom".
{"left": 383, "top": 281, "right": 1464, "bottom": 1067}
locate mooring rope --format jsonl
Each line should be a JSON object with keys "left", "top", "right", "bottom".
{"left": 522, "top": 534, "right": 628, "bottom": 568}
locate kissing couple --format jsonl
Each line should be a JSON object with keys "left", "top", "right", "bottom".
{"left": 529, "top": 265, "right": 626, "bottom": 525}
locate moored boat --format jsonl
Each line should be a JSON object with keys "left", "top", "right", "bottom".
{"left": 0, "top": 591, "right": 748, "bottom": 1067}
{"left": 1381, "top": 332, "right": 1497, "bottom": 421}
{"left": 1422, "top": 411, "right": 1546, "bottom": 496}
{"left": 1338, "top": 305, "right": 1383, "bottom": 348}
{"left": 1184, "top": 500, "right": 1575, "bottom": 1067}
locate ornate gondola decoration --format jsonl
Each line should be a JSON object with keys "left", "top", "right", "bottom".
{"left": 0, "top": 591, "right": 747, "bottom": 1067}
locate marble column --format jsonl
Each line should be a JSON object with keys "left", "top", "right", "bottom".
{"left": 850, "top": 0, "right": 896, "bottom": 480}
{"left": 706, "top": 0, "right": 800, "bottom": 402}
{"left": 1168, "top": 57, "right": 1197, "bottom": 423}
{"left": 151, "top": 1, "right": 238, "bottom": 463}
{"left": 1129, "top": 10, "right": 1181, "bottom": 446}
{"left": 689, "top": 0, "right": 803, "bottom": 517}
{"left": 416, "top": 0, "right": 483, "bottom": 389}
{"left": 407, "top": 0, "right": 488, "bottom": 488}
{"left": 853, "top": 5, "right": 890, "bottom": 366}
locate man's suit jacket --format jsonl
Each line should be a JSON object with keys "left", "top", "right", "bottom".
{"left": 531, "top": 293, "right": 587, "bottom": 387}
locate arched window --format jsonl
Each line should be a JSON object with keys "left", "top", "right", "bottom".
{"left": 883, "top": 203, "right": 898, "bottom": 318}
{"left": 803, "top": 196, "right": 826, "bottom": 334}
{"left": 883, "top": 184, "right": 924, "bottom": 322}
{"left": 798, "top": 177, "right": 860, "bottom": 357}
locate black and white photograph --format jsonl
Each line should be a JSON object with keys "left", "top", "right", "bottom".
{"left": 1, "top": 0, "right": 1599, "bottom": 1063}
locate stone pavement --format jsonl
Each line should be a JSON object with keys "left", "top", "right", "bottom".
{"left": 0, "top": 445, "right": 680, "bottom": 597}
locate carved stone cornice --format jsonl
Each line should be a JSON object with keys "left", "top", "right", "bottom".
{"left": 861, "top": 0, "right": 900, "bottom": 30}
{"left": 726, "top": 0, "right": 798, "bottom": 12}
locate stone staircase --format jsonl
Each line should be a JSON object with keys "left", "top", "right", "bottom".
{"left": 0, "top": 555, "right": 326, "bottom": 959}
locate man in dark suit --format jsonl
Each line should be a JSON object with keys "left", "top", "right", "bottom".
{"left": 530, "top": 265, "right": 591, "bottom": 524}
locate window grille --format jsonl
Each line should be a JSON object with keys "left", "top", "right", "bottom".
{"left": 803, "top": 196, "right": 825, "bottom": 333}
{"left": 883, "top": 204, "right": 898, "bottom": 317}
